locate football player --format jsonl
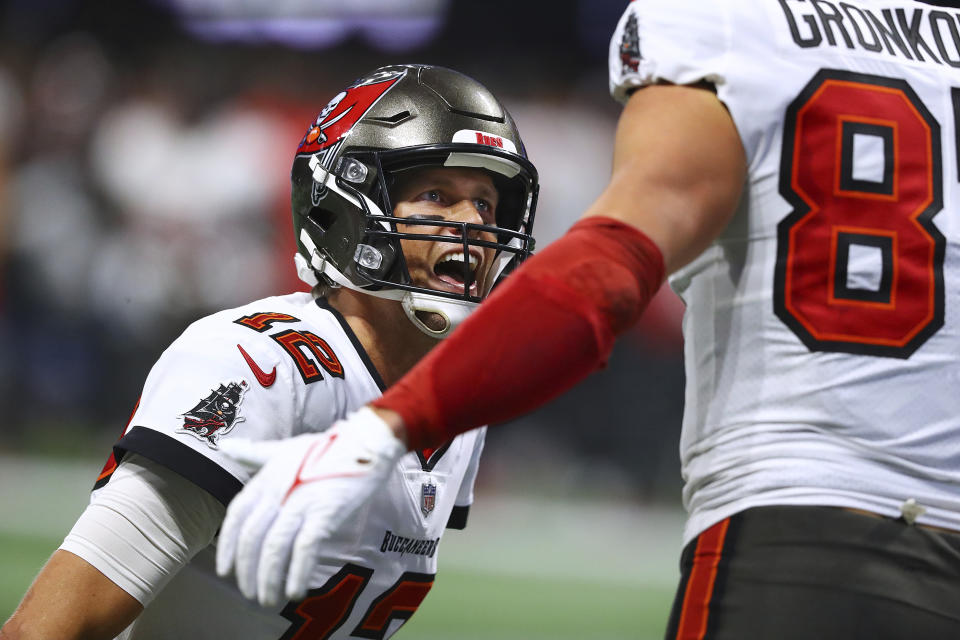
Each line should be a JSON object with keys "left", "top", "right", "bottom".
{"left": 0, "top": 64, "right": 538, "bottom": 640}
{"left": 212, "top": 1, "right": 960, "bottom": 637}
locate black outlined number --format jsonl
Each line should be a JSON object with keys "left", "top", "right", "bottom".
{"left": 234, "top": 312, "right": 301, "bottom": 333}
{"left": 774, "top": 69, "right": 944, "bottom": 358}
{"left": 271, "top": 329, "right": 344, "bottom": 384}
{"left": 279, "top": 565, "right": 433, "bottom": 640}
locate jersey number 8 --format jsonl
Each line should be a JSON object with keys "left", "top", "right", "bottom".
{"left": 774, "top": 69, "right": 945, "bottom": 359}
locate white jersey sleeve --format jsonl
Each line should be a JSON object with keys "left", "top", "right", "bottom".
{"left": 110, "top": 320, "right": 286, "bottom": 502}
{"left": 610, "top": 0, "right": 960, "bottom": 542}
{"left": 100, "top": 293, "right": 363, "bottom": 507}
{"left": 608, "top": 0, "right": 728, "bottom": 103}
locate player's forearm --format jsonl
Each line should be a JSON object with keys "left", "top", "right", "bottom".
{"left": 371, "top": 216, "right": 665, "bottom": 450}
{"left": 0, "top": 550, "right": 143, "bottom": 640}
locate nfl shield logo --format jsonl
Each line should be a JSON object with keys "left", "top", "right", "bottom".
{"left": 421, "top": 481, "right": 437, "bottom": 517}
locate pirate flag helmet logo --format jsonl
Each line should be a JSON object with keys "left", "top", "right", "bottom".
{"left": 296, "top": 68, "right": 405, "bottom": 164}
{"left": 177, "top": 380, "right": 249, "bottom": 448}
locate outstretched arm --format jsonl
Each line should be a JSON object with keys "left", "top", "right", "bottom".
{"left": 374, "top": 82, "right": 747, "bottom": 448}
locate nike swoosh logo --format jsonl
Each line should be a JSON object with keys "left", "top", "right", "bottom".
{"left": 283, "top": 434, "right": 372, "bottom": 504}
{"left": 237, "top": 344, "right": 277, "bottom": 388}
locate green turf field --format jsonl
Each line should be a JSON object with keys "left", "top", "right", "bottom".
{"left": 0, "top": 455, "right": 682, "bottom": 639}
{"left": 0, "top": 532, "right": 60, "bottom": 619}
{"left": 403, "top": 568, "right": 673, "bottom": 639}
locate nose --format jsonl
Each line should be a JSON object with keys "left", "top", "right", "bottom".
{"left": 448, "top": 199, "right": 485, "bottom": 225}
{"left": 443, "top": 200, "right": 486, "bottom": 238}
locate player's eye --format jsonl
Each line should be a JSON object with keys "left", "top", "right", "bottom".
{"left": 417, "top": 189, "right": 443, "bottom": 203}
{"left": 474, "top": 199, "right": 496, "bottom": 223}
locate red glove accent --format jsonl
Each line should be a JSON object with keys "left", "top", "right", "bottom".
{"left": 373, "top": 216, "right": 666, "bottom": 450}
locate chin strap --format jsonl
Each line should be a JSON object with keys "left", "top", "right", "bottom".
{"left": 400, "top": 292, "right": 477, "bottom": 339}
{"left": 294, "top": 251, "right": 476, "bottom": 339}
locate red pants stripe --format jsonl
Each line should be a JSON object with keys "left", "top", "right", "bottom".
{"left": 673, "top": 518, "right": 730, "bottom": 640}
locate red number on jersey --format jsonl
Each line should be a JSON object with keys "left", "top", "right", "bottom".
{"left": 351, "top": 572, "right": 434, "bottom": 639}
{"left": 774, "top": 69, "right": 944, "bottom": 358}
{"left": 234, "top": 312, "right": 301, "bottom": 333}
{"left": 278, "top": 566, "right": 434, "bottom": 640}
{"left": 279, "top": 565, "right": 372, "bottom": 640}
{"left": 272, "top": 329, "right": 345, "bottom": 384}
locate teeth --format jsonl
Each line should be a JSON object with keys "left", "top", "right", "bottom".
{"left": 438, "top": 252, "right": 478, "bottom": 270}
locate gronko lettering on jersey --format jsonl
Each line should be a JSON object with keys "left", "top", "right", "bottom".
{"left": 778, "top": 0, "right": 960, "bottom": 67}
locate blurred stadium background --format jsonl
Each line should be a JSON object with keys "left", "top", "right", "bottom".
{"left": 0, "top": 0, "right": 688, "bottom": 637}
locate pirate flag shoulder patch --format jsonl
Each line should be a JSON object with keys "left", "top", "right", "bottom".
{"left": 177, "top": 380, "right": 249, "bottom": 448}
{"left": 619, "top": 12, "right": 641, "bottom": 73}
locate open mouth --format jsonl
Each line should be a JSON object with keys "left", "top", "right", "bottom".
{"left": 432, "top": 250, "right": 481, "bottom": 294}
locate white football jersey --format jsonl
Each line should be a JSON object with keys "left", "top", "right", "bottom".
{"left": 79, "top": 292, "right": 484, "bottom": 639}
{"left": 610, "top": 0, "right": 960, "bottom": 542}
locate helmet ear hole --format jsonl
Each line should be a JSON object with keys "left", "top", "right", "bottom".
{"left": 311, "top": 208, "right": 337, "bottom": 232}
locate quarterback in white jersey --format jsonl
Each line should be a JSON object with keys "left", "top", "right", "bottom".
{"left": 70, "top": 294, "right": 485, "bottom": 639}
{"left": 209, "top": 1, "right": 960, "bottom": 637}
{"left": 1, "top": 64, "right": 539, "bottom": 640}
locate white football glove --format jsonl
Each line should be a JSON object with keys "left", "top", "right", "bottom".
{"left": 215, "top": 407, "right": 406, "bottom": 607}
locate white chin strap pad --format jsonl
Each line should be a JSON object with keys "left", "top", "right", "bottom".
{"left": 294, "top": 253, "right": 320, "bottom": 287}
{"left": 401, "top": 291, "right": 477, "bottom": 339}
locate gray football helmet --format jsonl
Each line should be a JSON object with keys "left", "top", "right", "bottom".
{"left": 291, "top": 64, "right": 539, "bottom": 338}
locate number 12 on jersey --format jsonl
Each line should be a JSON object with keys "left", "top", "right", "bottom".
{"left": 775, "top": 69, "right": 946, "bottom": 359}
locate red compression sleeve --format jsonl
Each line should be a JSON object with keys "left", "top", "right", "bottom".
{"left": 373, "top": 216, "right": 666, "bottom": 451}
